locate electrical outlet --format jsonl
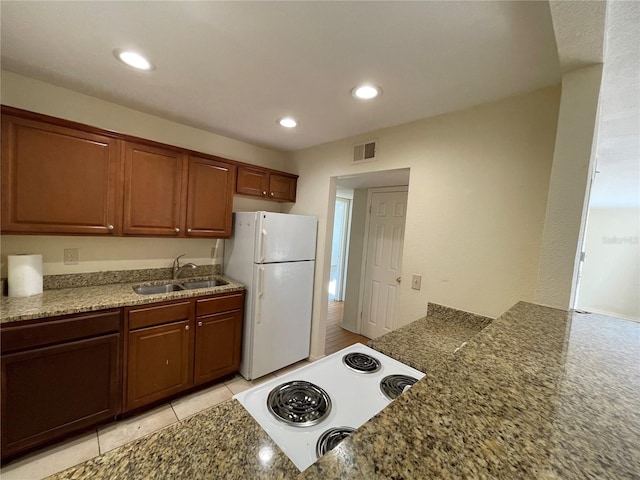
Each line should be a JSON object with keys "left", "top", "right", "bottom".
{"left": 64, "top": 248, "right": 79, "bottom": 265}
{"left": 411, "top": 274, "right": 422, "bottom": 291}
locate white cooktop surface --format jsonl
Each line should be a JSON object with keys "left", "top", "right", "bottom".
{"left": 234, "top": 343, "right": 425, "bottom": 471}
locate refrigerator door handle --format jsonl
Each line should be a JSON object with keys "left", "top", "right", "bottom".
{"left": 257, "top": 267, "right": 265, "bottom": 323}
{"left": 260, "top": 229, "right": 267, "bottom": 263}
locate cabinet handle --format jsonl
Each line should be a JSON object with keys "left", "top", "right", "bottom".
{"left": 187, "top": 228, "right": 192, "bottom": 233}
{"left": 185, "top": 325, "right": 189, "bottom": 331}
{"left": 174, "top": 227, "right": 180, "bottom": 233}
{"left": 198, "top": 321, "right": 203, "bottom": 327}
{"left": 107, "top": 224, "right": 114, "bottom": 231}
{"left": 270, "top": 192, "right": 274, "bottom": 197}
{"left": 262, "top": 191, "right": 267, "bottom": 196}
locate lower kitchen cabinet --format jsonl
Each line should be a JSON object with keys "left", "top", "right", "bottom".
{"left": 124, "top": 291, "right": 244, "bottom": 412}
{"left": 0, "top": 310, "right": 122, "bottom": 461}
{"left": 194, "top": 310, "right": 243, "bottom": 386}
{"left": 0, "top": 289, "right": 244, "bottom": 461}
{"left": 126, "top": 319, "right": 191, "bottom": 411}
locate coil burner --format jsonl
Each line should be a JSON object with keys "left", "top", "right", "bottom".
{"left": 379, "top": 374, "right": 419, "bottom": 400}
{"left": 342, "top": 352, "right": 381, "bottom": 373}
{"left": 267, "top": 381, "right": 332, "bottom": 427}
{"left": 315, "top": 427, "right": 356, "bottom": 458}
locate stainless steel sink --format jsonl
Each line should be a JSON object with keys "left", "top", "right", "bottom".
{"left": 133, "top": 284, "right": 185, "bottom": 295}
{"left": 133, "top": 279, "right": 228, "bottom": 295}
{"left": 181, "top": 279, "right": 228, "bottom": 290}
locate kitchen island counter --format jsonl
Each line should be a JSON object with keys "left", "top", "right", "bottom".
{"left": 303, "top": 302, "right": 640, "bottom": 479}
{"left": 46, "top": 301, "right": 640, "bottom": 479}
{"left": 368, "top": 302, "right": 493, "bottom": 373}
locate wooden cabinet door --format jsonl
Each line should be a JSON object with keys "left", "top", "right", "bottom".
{"left": 236, "top": 166, "right": 269, "bottom": 198}
{"left": 126, "top": 320, "right": 190, "bottom": 411}
{"left": 269, "top": 174, "right": 297, "bottom": 202}
{"left": 185, "top": 156, "right": 234, "bottom": 237}
{"left": 122, "top": 142, "right": 186, "bottom": 236}
{"left": 193, "top": 310, "right": 243, "bottom": 386}
{"left": 1, "top": 334, "right": 121, "bottom": 459}
{"left": 1, "top": 115, "right": 121, "bottom": 234}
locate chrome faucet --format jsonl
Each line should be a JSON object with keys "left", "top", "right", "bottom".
{"left": 172, "top": 254, "right": 197, "bottom": 280}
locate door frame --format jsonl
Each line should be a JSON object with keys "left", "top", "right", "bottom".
{"left": 356, "top": 186, "right": 409, "bottom": 335}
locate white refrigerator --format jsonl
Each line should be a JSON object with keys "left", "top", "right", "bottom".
{"left": 225, "top": 212, "right": 317, "bottom": 380}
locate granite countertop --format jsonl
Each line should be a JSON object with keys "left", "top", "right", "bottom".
{"left": 48, "top": 401, "right": 299, "bottom": 480}
{"left": 44, "top": 301, "right": 640, "bottom": 478}
{"left": 303, "top": 302, "right": 640, "bottom": 479}
{"left": 368, "top": 302, "right": 493, "bottom": 373}
{"left": 0, "top": 274, "right": 244, "bottom": 324}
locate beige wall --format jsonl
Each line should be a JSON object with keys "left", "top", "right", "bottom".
{"left": 576, "top": 208, "right": 640, "bottom": 320}
{"left": 284, "top": 86, "right": 561, "bottom": 358}
{"left": 1, "top": 71, "right": 286, "bottom": 167}
{"left": 535, "top": 65, "right": 603, "bottom": 309}
{"left": 0, "top": 71, "right": 285, "bottom": 276}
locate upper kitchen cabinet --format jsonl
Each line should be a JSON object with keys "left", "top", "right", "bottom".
{"left": 186, "top": 156, "right": 235, "bottom": 237}
{"left": 269, "top": 173, "right": 297, "bottom": 202}
{"left": 236, "top": 166, "right": 269, "bottom": 197}
{"left": 122, "top": 142, "right": 186, "bottom": 236}
{"left": 236, "top": 166, "right": 297, "bottom": 202}
{"left": 1, "top": 106, "right": 298, "bottom": 238}
{"left": 1, "top": 114, "right": 122, "bottom": 235}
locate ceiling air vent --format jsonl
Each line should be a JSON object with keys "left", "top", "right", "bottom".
{"left": 352, "top": 140, "right": 377, "bottom": 164}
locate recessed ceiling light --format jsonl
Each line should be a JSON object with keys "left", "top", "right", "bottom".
{"left": 113, "top": 49, "right": 155, "bottom": 71}
{"left": 351, "top": 84, "right": 382, "bottom": 100}
{"left": 279, "top": 117, "right": 297, "bottom": 128}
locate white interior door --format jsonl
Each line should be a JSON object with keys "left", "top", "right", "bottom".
{"left": 361, "top": 190, "right": 408, "bottom": 339}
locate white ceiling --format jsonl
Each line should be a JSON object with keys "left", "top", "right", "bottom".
{"left": 549, "top": 0, "right": 606, "bottom": 73}
{"left": 0, "top": 1, "right": 560, "bottom": 151}
{"left": 550, "top": 0, "right": 638, "bottom": 209}
{"left": 590, "top": 0, "right": 640, "bottom": 209}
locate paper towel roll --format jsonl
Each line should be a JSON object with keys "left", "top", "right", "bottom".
{"left": 8, "top": 254, "right": 43, "bottom": 297}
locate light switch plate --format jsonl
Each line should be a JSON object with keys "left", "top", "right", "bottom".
{"left": 64, "top": 248, "right": 79, "bottom": 265}
{"left": 411, "top": 274, "right": 422, "bottom": 291}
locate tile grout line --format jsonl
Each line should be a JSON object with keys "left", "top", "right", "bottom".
{"left": 169, "top": 402, "right": 180, "bottom": 423}
{"left": 95, "top": 427, "right": 103, "bottom": 456}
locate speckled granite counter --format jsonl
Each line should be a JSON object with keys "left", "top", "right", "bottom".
{"left": 42, "top": 302, "right": 640, "bottom": 479}
{"left": 369, "top": 302, "right": 493, "bottom": 373}
{"left": 303, "top": 302, "right": 640, "bottom": 479}
{"left": 0, "top": 275, "right": 244, "bottom": 324}
{"left": 47, "top": 400, "right": 299, "bottom": 480}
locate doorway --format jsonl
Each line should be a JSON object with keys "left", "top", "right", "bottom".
{"left": 329, "top": 196, "right": 351, "bottom": 302}
{"left": 323, "top": 169, "right": 410, "bottom": 355}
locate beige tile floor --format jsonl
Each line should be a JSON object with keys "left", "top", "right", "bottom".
{"left": 0, "top": 361, "right": 309, "bottom": 480}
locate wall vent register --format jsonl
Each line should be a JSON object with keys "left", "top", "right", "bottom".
{"left": 352, "top": 140, "right": 377, "bottom": 163}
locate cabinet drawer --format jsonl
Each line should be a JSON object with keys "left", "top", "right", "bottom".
{"left": 196, "top": 293, "right": 243, "bottom": 317}
{"left": 1, "top": 310, "right": 121, "bottom": 354}
{"left": 128, "top": 301, "right": 191, "bottom": 330}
